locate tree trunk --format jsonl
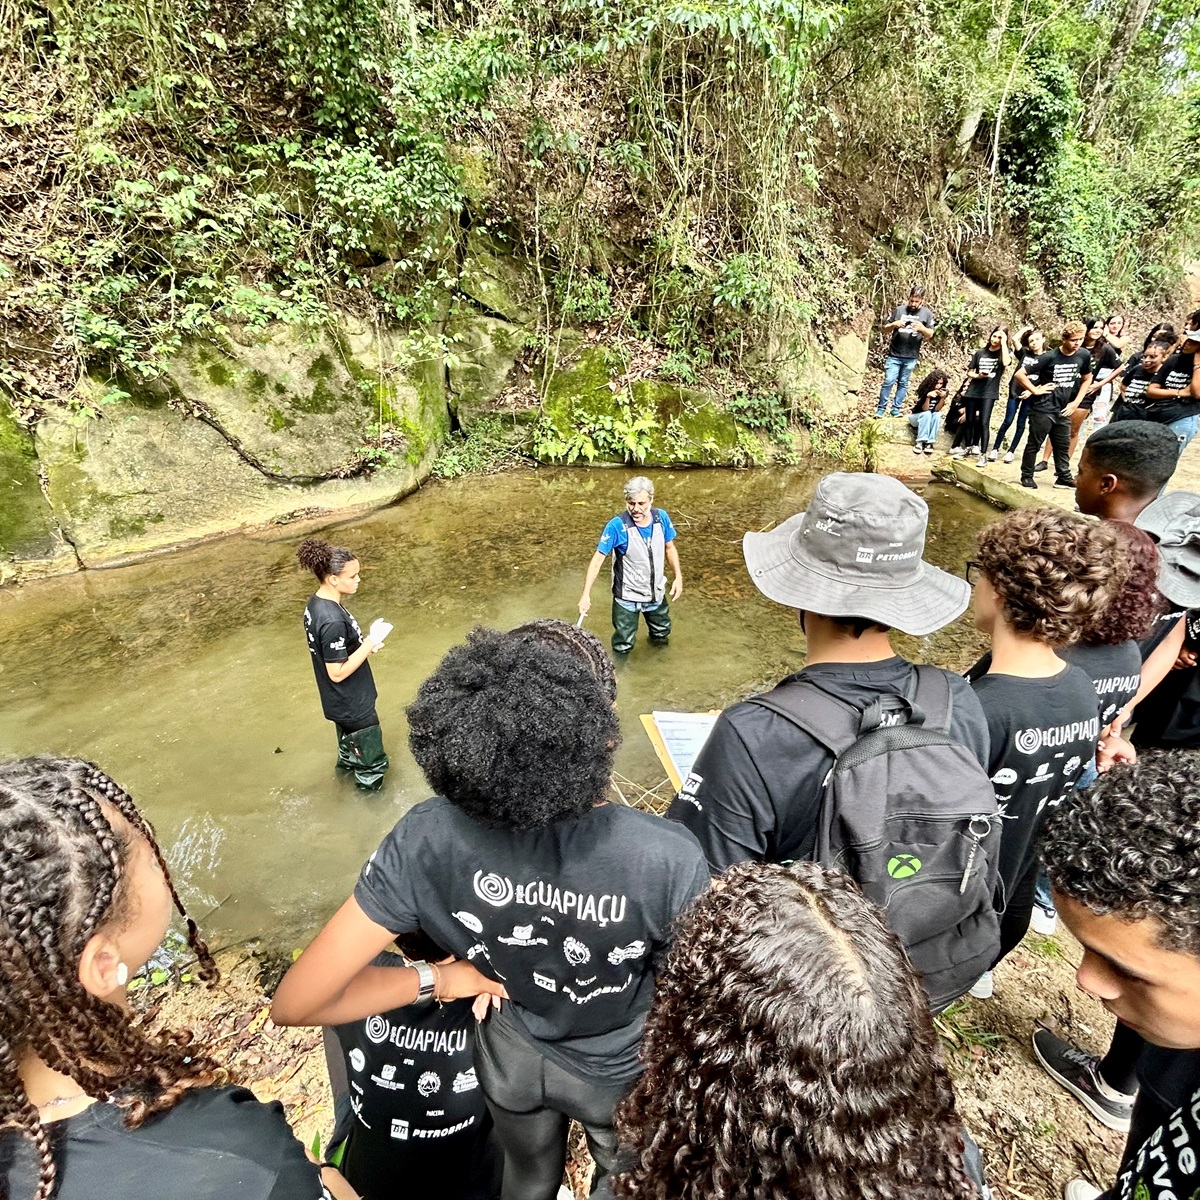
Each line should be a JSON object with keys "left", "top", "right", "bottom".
{"left": 1083, "top": 0, "right": 1155, "bottom": 140}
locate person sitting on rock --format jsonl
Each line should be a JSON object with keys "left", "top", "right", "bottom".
{"left": 909, "top": 368, "right": 950, "bottom": 455}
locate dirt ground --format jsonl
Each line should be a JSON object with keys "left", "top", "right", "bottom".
{"left": 148, "top": 900, "right": 1125, "bottom": 1200}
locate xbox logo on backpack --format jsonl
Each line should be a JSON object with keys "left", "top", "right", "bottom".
{"left": 887, "top": 854, "right": 922, "bottom": 879}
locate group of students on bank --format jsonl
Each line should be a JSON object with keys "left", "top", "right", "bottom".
{"left": 877, "top": 293, "right": 1200, "bottom": 493}
{"left": 6, "top": 422, "right": 1200, "bottom": 1200}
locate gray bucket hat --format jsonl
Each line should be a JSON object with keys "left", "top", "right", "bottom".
{"left": 1135, "top": 490, "right": 1200, "bottom": 607}
{"left": 742, "top": 473, "right": 971, "bottom": 636}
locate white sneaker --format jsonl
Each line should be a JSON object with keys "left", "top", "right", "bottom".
{"left": 950, "top": 447, "right": 966, "bottom": 458}
{"left": 913, "top": 442, "right": 924, "bottom": 454}
{"left": 976, "top": 454, "right": 987, "bottom": 467}
{"left": 1030, "top": 906, "right": 1058, "bottom": 936}
{"left": 1064, "top": 1180, "right": 1102, "bottom": 1200}
{"left": 1004, "top": 451, "right": 1015, "bottom": 463}
{"left": 969, "top": 445, "right": 981, "bottom": 455}
{"left": 987, "top": 450, "right": 999, "bottom": 461}
{"left": 968, "top": 970, "right": 994, "bottom": 999}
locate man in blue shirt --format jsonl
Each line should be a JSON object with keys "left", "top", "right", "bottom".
{"left": 578, "top": 476, "right": 683, "bottom": 654}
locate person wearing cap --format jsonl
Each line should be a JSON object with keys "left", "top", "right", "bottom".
{"left": 665, "top": 473, "right": 990, "bottom": 874}
{"left": 578, "top": 476, "right": 683, "bottom": 655}
{"left": 1145, "top": 316, "right": 1200, "bottom": 451}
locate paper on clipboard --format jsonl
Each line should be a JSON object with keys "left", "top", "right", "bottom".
{"left": 640, "top": 710, "right": 720, "bottom": 792}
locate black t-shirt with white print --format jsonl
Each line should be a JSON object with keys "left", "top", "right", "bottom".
{"left": 1010, "top": 351, "right": 1045, "bottom": 399}
{"left": 354, "top": 798, "right": 709, "bottom": 1085}
{"left": 965, "top": 348, "right": 1004, "bottom": 400}
{"left": 1115, "top": 1078, "right": 1200, "bottom": 1200}
{"left": 1113, "top": 363, "right": 1159, "bottom": 422}
{"left": 887, "top": 304, "right": 936, "bottom": 359}
{"left": 1149, "top": 351, "right": 1200, "bottom": 425}
{"left": 304, "top": 595, "right": 378, "bottom": 727}
{"left": 1059, "top": 641, "right": 1142, "bottom": 728}
{"left": 333, "top": 982, "right": 500, "bottom": 1200}
{"left": 0, "top": 1087, "right": 333, "bottom": 1200}
{"left": 1029, "top": 348, "right": 1094, "bottom": 414}
{"left": 968, "top": 665, "right": 1100, "bottom": 893}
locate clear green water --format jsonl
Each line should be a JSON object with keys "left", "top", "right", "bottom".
{"left": 0, "top": 467, "right": 994, "bottom": 945}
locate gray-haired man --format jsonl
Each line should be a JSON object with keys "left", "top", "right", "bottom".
{"left": 578, "top": 476, "right": 683, "bottom": 654}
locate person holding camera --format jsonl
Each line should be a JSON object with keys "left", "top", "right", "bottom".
{"left": 875, "top": 286, "right": 937, "bottom": 417}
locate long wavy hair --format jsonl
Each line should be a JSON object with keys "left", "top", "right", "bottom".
{"left": 0, "top": 758, "right": 222, "bottom": 1200}
{"left": 612, "top": 863, "right": 976, "bottom": 1200}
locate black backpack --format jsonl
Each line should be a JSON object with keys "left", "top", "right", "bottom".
{"left": 750, "top": 665, "right": 1001, "bottom": 1011}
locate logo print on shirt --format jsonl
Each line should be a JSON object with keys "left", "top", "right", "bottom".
{"left": 1016, "top": 728, "right": 1043, "bottom": 754}
{"left": 329, "top": 637, "right": 346, "bottom": 651}
{"left": 381, "top": 1064, "right": 396, "bottom": 1081}
{"left": 499, "top": 924, "right": 548, "bottom": 947}
{"left": 991, "top": 767, "right": 1018, "bottom": 786}
{"left": 453, "top": 1068, "right": 479, "bottom": 1093}
{"left": 607, "top": 940, "right": 647, "bottom": 965}
{"left": 563, "top": 937, "right": 591, "bottom": 966}
{"left": 856, "top": 548, "right": 874, "bottom": 563}
{"left": 390, "top": 1118, "right": 410, "bottom": 1141}
{"left": 1064, "top": 756, "right": 1081, "bottom": 775}
{"left": 453, "top": 910, "right": 483, "bottom": 933}
{"left": 365, "top": 1015, "right": 390, "bottom": 1045}
{"left": 678, "top": 771, "right": 703, "bottom": 799}
{"left": 473, "top": 870, "right": 515, "bottom": 908}
{"left": 417, "top": 1072, "right": 441, "bottom": 1098}
{"left": 348, "top": 1048, "right": 366, "bottom": 1072}
{"left": 533, "top": 971, "right": 557, "bottom": 992}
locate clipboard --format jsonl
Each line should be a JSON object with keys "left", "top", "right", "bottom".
{"left": 640, "top": 710, "right": 720, "bottom": 793}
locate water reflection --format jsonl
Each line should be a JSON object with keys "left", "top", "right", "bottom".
{"left": 0, "top": 467, "right": 994, "bottom": 944}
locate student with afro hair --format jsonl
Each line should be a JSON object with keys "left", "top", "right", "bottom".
{"left": 274, "top": 619, "right": 709, "bottom": 1200}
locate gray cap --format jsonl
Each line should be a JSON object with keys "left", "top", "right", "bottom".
{"left": 742, "top": 473, "right": 971, "bottom": 636}
{"left": 1135, "top": 490, "right": 1200, "bottom": 607}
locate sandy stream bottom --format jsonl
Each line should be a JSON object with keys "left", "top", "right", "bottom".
{"left": 148, "top": 921, "right": 1124, "bottom": 1200}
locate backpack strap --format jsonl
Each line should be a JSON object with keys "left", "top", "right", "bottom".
{"left": 911, "top": 665, "right": 954, "bottom": 734}
{"left": 747, "top": 680, "right": 865, "bottom": 758}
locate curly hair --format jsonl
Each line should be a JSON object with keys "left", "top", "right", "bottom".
{"left": 296, "top": 537, "right": 357, "bottom": 581}
{"left": 1080, "top": 523, "right": 1162, "bottom": 645}
{"left": 406, "top": 621, "right": 620, "bottom": 829}
{"left": 976, "top": 507, "right": 1132, "bottom": 646}
{"left": 612, "top": 863, "right": 976, "bottom": 1200}
{"left": 0, "top": 757, "right": 223, "bottom": 1200}
{"left": 1042, "top": 750, "right": 1200, "bottom": 957}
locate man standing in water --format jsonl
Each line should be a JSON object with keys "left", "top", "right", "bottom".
{"left": 579, "top": 476, "right": 683, "bottom": 654}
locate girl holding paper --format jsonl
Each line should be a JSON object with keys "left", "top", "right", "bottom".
{"left": 297, "top": 537, "right": 390, "bottom": 790}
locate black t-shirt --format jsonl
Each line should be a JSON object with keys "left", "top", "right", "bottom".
{"left": 1060, "top": 641, "right": 1142, "bottom": 727}
{"left": 332, "top": 987, "right": 500, "bottom": 1200}
{"left": 965, "top": 348, "right": 1004, "bottom": 400}
{"left": 665, "top": 658, "right": 991, "bottom": 873}
{"left": 1010, "top": 351, "right": 1044, "bottom": 399}
{"left": 1029, "top": 348, "right": 1094, "bottom": 413}
{"left": 354, "top": 799, "right": 709, "bottom": 1085}
{"left": 1113, "top": 364, "right": 1159, "bottom": 421}
{"left": 1116, "top": 1072, "right": 1200, "bottom": 1200}
{"left": 304, "top": 595, "right": 378, "bottom": 726}
{"left": 1090, "top": 341, "right": 1120, "bottom": 376}
{"left": 1149, "top": 352, "right": 1200, "bottom": 425}
{"left": 0, "top": 1087, "right": 331, "bottom": 1200}
{"left": 887, "top": 304, "right": 936, "bottom": 360}
{"left": 1132, "top": 610, "right": 1200, "bottom": 749}
{"left": 969, "top": 666, "right": 1100, "bottom": 893}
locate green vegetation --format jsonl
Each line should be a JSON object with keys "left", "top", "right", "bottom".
{"left": 2, "top": 0, "right": 1196, "bottom": 431}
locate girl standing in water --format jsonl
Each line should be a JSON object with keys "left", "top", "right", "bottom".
{"left": 298, "top": 537, "right": 390, "bottom": 791}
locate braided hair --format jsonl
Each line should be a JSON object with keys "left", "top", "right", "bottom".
{"left": 0, "top": 757, "right": 223, "bottom": 1200}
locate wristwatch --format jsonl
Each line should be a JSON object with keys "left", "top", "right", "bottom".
{"left": 411, "top": 960, "right": 437, "bottom": 1005}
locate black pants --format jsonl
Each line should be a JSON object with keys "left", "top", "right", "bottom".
{"left": 475, "top": 1009, "right": 631, "bottom": 1200}
{"left": 1098, "top": 1021, "right": 1144, "bottom": 1095}
{"left": 1022, "top": 409, "right": 1071, "bottom": 482}
{"left": 995, "top": 856, "right": 1040, "bottom": 966}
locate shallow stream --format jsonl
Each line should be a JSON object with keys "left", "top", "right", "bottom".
{"left": 0, "top": 467, "right": 995, "bottom": 945}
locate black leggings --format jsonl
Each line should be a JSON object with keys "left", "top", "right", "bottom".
{"left": 995, "top": 857, "right": 1040, "bottom": 965}
{"left": 475, "top": 1010, "right": 630, "bottom": 1200}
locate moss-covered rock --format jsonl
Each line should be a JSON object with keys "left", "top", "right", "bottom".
{"left": 459, "top": 229, "right": 541, "bottom": 325}
{"left": 776, "top": 327, "right": 869, "bottom": 416}
{"left": 446, "top": 313, "right": 524, "bottom": 424}
{"left": 534, "top": 346, "right": 764, "bottom": 467}
{"left": 0, "top": 406, "right": 76, "bottom": 583}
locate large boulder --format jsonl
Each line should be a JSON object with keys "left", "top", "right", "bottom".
{"left": 459, "top": 230, "right": 541, "bottom": 325}
{"left": 776, "top": 327, "right": 870, "bottom": 418}
{"left": 446, "top": 313, "right": 525, "bottom": 424}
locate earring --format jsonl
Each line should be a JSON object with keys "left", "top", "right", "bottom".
{"left": 116, "top": 962, "right": 129, "bottom": 986}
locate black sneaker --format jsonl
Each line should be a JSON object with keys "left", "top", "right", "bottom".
{"left": 1032, "top": 1028, "right": 1134, "bottom": 1132}
{"left": 1054, "top": 476, "right": 1076, "bottom": 489}
{"left": 1034, "top": 462, "right": 1048, "bottom": 472}
{"left": 1021, "top": 476, "right": 1038, "bottom": 489}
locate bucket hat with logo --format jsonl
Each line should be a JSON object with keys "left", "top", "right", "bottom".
{"left": 1136, "top": 490, "right": 1200, "bottom": 607}
{"left": 742, "top": 473, "right": 971, "bottom": 636}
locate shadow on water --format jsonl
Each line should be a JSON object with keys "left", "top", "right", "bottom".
{"left": 0, "top": 467, "right": 995, "bottom": 946}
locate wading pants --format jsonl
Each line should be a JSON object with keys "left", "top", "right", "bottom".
{"left": 1022, "top": 409, "right": 1072, "bottom": 482}
{"left": 611, "top": 597, "right": 670, "bottom": 655}
{"left": 334, "top": 710, "right": 389, "bottom": 791}
{"left": 475, "top": 1008, "right": 628, "bottom": 1200}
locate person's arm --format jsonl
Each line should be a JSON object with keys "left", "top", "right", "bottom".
{"left": 1014, "top": 363, "right": 1053, "bottom": 394}
{"left": 1109, "top": 618, "right": 1187, "bottom": 736}
{"left": 666, "top": 541, "right": 683, "bottom": 601}
{"left": 325, "top": 636, "right": 380, "bottom": 684}
{"left": 914, "top": 311, "right": 936, "bottom": 341}
{"left": 578, "top": 550, "right": 608, "bottom": 616}
{"left": 999, "top": 337, "right": 1011, "bottom": 368}
{"left": 271, "top": 896, "right": 506, "bottom": 1027}
{"left": 881, "top": 308, "right": 904, "bottom": 333}
{"left": 1147, "top": 357, "right": 1200, "bottom": 401}
{"left": 1063, "top": 370, "right": 1094, "bottom": 416}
